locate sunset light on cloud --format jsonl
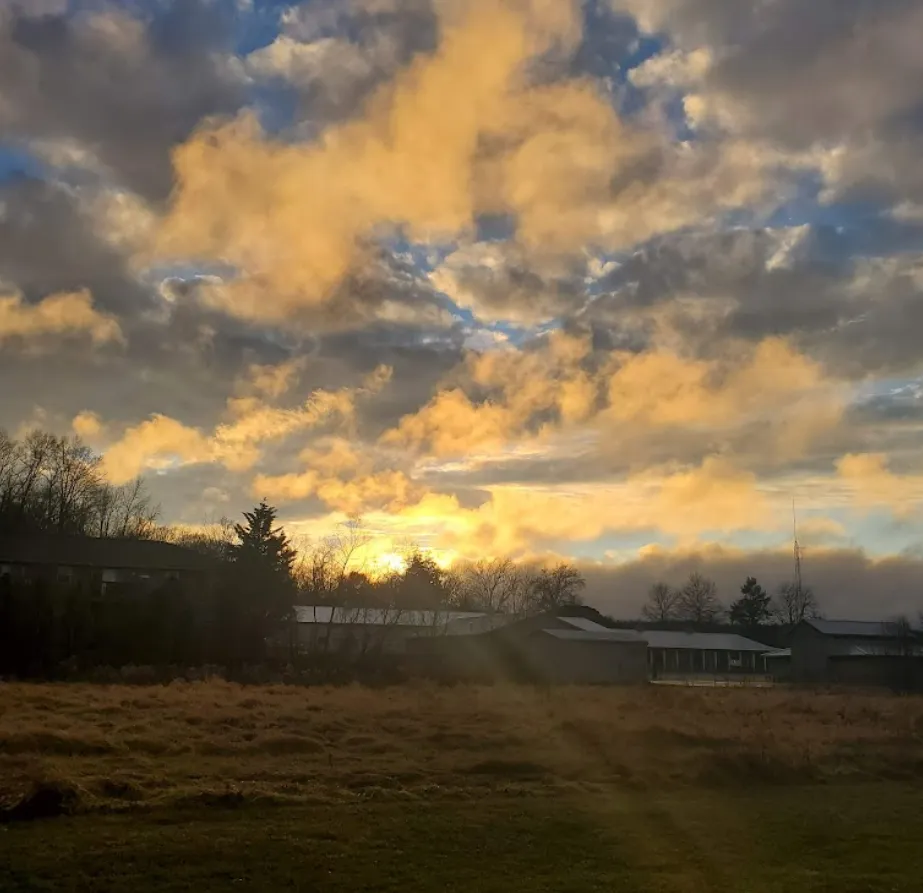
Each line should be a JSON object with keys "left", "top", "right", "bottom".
{"left": 2, "top": 0, "right": 923, "bottom": 617}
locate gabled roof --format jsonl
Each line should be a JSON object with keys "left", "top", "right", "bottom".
{"left": 558, "top": 616, "right": 614, "bottom": 633}
{"left": 639, "top": 630, "right": 772, "bottom": 652}
{"left": 804, "top": 619, "right": 916, "bottom": 638}
{"left": 0, "top": 534, "right": 214, "bottom": 571}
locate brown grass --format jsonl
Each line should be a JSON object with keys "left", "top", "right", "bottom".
{"left": 1, "top": 681, "right": 922, "bottom": 811}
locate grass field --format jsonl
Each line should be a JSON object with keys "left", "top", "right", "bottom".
{"left": 2, "top": 682, "right": 923, "bottom": 891}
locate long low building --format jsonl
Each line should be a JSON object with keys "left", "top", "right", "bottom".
{"left": 408, "top": 613, "right": 650, "bottom": 684}
{"left": 640, "top": 630, "right": 774, "bottom": 676}
{"left": 292, "top": 605, "right": 509, "bottom": 655}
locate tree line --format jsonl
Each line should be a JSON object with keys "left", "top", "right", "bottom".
{"left": 0, "top": 429, "right": 158, "bottom": 538}
{"left": 641, "top": 572, "right": 821, "bottom": 627}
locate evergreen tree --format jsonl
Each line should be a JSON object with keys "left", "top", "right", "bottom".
{"left": 233, "top": 502, "right": 296, "bottom": 581}
{"left": 729, "top": 576, "right": 773, "bottom": 627}
{"left": 227, "top": 502, "right": 297, "bottom": 662}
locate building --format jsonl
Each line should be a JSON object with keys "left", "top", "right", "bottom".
{"left": 789, "top": 619, "right": 923, "bottom": 687}
{"left": 0, "top": 534, "right": 214, "bottom": 593}
{"left": 409, "top": 612, "right": 649, "bottom": 684}
{"left": 292, "top": 605, "right": 505, "bottom": 656}
{"left": 640, "top": 630, "right": 774, "bottom": 678}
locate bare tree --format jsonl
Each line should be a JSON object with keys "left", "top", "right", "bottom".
{"left": 529, "top": 562, "right": 586, "bottom": 612}
{"left": 642, "top": 582, "right": 679, "bottom": 622}
{"left": 675, "top": 572, "right": 723, "bottom": 623}
{"left": 291, "top": 518, "right": 371, "bottom": 654}
{"left": 455, "top": 557, "right": 524, "bottom": 612}
{"left": 94, "top": 478, "right": 159, "bottom": 538}
{"left": 0, "top": 429, "right": 158, "bottom": 539}
{"left": 772, "top": 581, "right": 820, "bottom": 625}
{"left": 293, "top": 517, "right": 370, "bottom": 606}
{"left": 160, "top": 517, "right": 235, "bottom": 560}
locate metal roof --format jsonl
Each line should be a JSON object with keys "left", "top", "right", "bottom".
{"left": 763, "top": 648, "right": 791, "bottom": 659}
{"left": 805, "top": 619, "right": 915, "bottom": 638}
{"left": 541, "top": 628, "right": 645, "bottom": 643}
{"left": 640, "top": 630, "right": 772, "bottom": 652}
{"left": 293, "top": 606, "right": 489, "bottom": 627}
{"left": 558, "top": 616, "right": 614, "bottom": 633}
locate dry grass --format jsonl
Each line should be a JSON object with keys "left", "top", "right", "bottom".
{"left": 2, "top": 681, "right": 923, "bottom": 812}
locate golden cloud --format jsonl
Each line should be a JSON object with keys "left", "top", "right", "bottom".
{"left": 0, "top": 289, "right": 123, "bottom": 346}
{"left": 152, "top": 0, "right": 721, "bottom": 321}
{"left": 836, "top": 453, "right": 923, "bottom": 517}
{"left": 321, "top": 455, "right": 775, "bottom": 561}
{"left": 92, "top": 363, "right": 392, "bottom": 484}
{"left": 385, "top": 334, "right": 844, "bottom": 464}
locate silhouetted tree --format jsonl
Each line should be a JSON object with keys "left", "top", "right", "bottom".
{"left": 529, "top": 562, "right": 585, "bottom": 611}
{"left": 220, "top": 502, "right": 297, "bottom": 663}
{"left": 398, "top": 550, "right": 447, "bottom": 609}
{"left": 772, "top": 581, "right": 820, "bottom": 624}
{"left": 453, "top": 557, "right": 525, "bottom": 612}
{"left": 0, "top": 428, "right": 158, "bottom": 537}
{"left": 729, "top": 577, "right": 772, "bottom": 627}
{"left": 642, "top": 582, "right": 679, "bottom": 622}
{"left": 676, "top": 572, "right": 723, "bottom": 623}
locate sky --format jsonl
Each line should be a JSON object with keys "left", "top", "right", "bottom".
{"left": 1, "top": 0, "right": 922, "bottom": 619}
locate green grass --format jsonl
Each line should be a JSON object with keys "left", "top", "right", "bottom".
{"left": 2, "top": 784, "right": 922, "bottom": 892}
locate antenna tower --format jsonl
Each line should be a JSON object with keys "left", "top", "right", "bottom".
{"left": 792, "top": 499, "right": 803, "bottom": 595}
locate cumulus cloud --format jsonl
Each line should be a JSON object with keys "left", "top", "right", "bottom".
{"left": 154, "top": 0, "right": 782, "bottom": 325}
{"left": 0, "top": 1, "right": 244, "bottom": 199}
{"left": 0, "top": 289, "right": 123, "bottom": 347}
{"left": 93, "top": 363, "right": 393, "bottom": 484}
{"left": 430, "top": 242, "right": 586, "bottom": 324}
{"left": 616, "top": 0, "right": 923, "bottom": 208}
{"left": 836, "top": 453, "right": 923, "bottom": 518}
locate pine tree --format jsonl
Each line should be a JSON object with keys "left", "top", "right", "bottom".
{"left": 223, "top": 503, "right": 297, "bottom": 663}
{"left": 729, "top": 576, "right": 772, "bottom": 627}
{"left": 233, "top": 501, "right": 296, "bottom": 581}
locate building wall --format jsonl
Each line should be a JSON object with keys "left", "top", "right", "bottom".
{"left": 407, "top": 631, "right": 649, "bottom": 684}
{"left": 829, "top": 657, "right": 923, "bottom": 689}
{"left": 789, "top": 623, "right": 831, "bottom": 683}
{"left": 295, "top": 622, "right": 425, "bottom": 655}
{"left": 523, "top": 638, "right": 648, "bottom": 685}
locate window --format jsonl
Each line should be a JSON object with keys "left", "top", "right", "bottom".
{"left": 57, "top": 566, "right": 75, "bottom": 584}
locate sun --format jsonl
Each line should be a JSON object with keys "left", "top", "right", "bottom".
{"left": 371, "top": 551, "right": 408, "bottom": 575}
